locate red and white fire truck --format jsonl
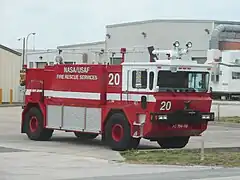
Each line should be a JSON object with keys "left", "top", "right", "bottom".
{"left": 21, "top": 41, "right": 214, "bottom": 151}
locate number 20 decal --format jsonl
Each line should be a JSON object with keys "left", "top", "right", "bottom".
{"left": 160, "top": 101, "right": 172, "bottom": 111}
{"left": 108, "top": 73, "right": 120, "bottom": 86}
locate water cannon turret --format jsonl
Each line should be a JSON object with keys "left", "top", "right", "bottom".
{"left": 54, "top": 55, "right": 64, "bottom": 64}
{"left": 54, "top": 49, "right": 64, "bottom": 64}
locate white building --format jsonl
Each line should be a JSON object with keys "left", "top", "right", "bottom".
{"left": 26, "top": 41, "right": 106, "bottom": 68}
{"left": 27, "top": 49, "right": 58, "bottom": 68}
{"left": 57, "top": 41, "right": 106, "bottom": 64}
{"left": 0, "top": 44, "right": 22, "bottom": 103}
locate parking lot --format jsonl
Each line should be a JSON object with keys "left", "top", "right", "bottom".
{"left": 0, "top": 106, "right": 240, "bottom": 179}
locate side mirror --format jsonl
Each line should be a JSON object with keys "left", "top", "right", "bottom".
{"left": 209, "top": 87, "right": 212, "bottom": 93}
{"left": 209, "top": 87, "right": 213, "bottom": 98}
{"left": 141, "top": 96, "right": 147, "bottom": 109}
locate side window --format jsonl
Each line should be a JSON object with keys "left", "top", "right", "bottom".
{"left": 232, "top": 72, "right": 240, "bottom": 79}
{"left": 29, "top": 62, "right": 34, "bottom": 68}
{"left": 149, "top": 71, "right": 154, "bottom": 90}
{"left": 132, "top": 70, "right": 147, "bottom": 89}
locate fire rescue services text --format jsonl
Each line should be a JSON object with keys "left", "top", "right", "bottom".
{"left": 56, "top": 66, "right": 98, "bottom": 80}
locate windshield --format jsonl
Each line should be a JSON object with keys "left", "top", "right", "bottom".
{"left": 157, "top": 71, "right": 209, "bottom": 92}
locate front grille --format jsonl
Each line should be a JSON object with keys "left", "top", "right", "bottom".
{"left": 151, "top": 110, "right": 214, "bottom": 124}
{"left": 167, "top": 110, "right": 202, "bottom": 124}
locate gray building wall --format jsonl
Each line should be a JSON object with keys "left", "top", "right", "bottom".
{"left": 106, "top": 19, "right": 214, "bottom": 63}
{"left": 105, "top": 19, "right": 240, "bottom": 64}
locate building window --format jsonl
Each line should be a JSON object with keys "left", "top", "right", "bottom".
{"left": 36, "top": 62, "right": 47, "bottom": 68}
{"left": 132, "top": 70, "right": 147, "bottom": 89}
{"left": 82, "top": 53, "right": 88, "bottom": 63}
{"left": 29, "top": 62, "right": 34, "bottom": 68}
{"left": 232, "top": 72, "right": 240, "bottom": 79}
{"left": 109, "top": 57, "right": 122, "bottom": 65}
{"left": 211, "top": 73, "right": 219, "bottom": 82}
{"left": 191, "top": 57, "right": 207, "bottom": 64}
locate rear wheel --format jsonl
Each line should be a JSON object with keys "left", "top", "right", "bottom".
{"left": 157, "top": 136, "right": 190, "bottom": 149}
{"left": 74, "top": 132, "right": 98, "bottom": 140}
{"left": 105, "top": 113, "right": 140, "bottom": 151}
{"left": 24, "top": 107, "right": 53, "bottom": 141}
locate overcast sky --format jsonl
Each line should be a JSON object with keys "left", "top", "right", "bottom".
{"left": 1, "top": 0, "right": 240, "bottom": 49}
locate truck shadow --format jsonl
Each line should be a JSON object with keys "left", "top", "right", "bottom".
{"left": 50, "top": 136, "right": 159, "bottom": 150}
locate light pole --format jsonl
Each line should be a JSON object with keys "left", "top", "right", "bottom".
{"left": 25, "top": 32, "right": 36, "bottom": 66}
{"left": 18, "top": 37, "right": 26, "bottom": 69}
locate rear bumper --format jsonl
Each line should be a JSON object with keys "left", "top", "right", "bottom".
{"left": 150, "top": 110, "right": 215, "bottom": 125}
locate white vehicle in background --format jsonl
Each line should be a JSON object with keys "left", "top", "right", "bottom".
{"left": 206, "top": 49, "right": 240, "bottom": 100}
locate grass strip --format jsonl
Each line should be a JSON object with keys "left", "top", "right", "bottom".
{"left": 120, "top": 149, "right": 240, "bottom": 167}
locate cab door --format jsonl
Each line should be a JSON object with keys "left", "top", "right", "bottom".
{"left": 126, "top": 68, "right": 150, "bottom": 105}
{"left": 122, "top": 66, "right": 156, "bottom": 104}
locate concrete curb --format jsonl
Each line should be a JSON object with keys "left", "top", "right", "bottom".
{"left": 0, "top": 104, "right": 22, "bottom": 107}
{"left": 137, "top": 146, "right": 240, "bottom": 152}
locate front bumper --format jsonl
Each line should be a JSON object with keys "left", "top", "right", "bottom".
{"left": 150, "top": 110, "right": 215, "bottom": 125}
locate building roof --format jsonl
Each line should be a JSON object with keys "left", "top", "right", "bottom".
{"left": 106, "top": 19, "right": 240, "bottom": 28}
{"left": 0, "top": 44, "right": 22, "bottom": 56}
{"left": 57, "top": 41, "right": 105, "bottom": 49}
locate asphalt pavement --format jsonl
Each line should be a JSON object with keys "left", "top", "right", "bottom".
{"left": 0, "top": 106, "right": 240, "bottom": 180}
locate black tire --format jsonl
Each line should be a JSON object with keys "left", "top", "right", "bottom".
{"left": 105, "top": 113, "right": 138, "bottom": 151}
{"left": 24, "top": 107, "right": 53, "bottom": 141}
{"left": 157, "top": 136, "right": 190, "bottom": 149}
{"left": 74, "top": 132, "right": 98, "bottom": 140}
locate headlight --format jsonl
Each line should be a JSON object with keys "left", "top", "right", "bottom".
{"left": 158, "top": 115, "right": 167, "bottom": 120}
{"left": 202, "top": 114, "right": 210, "bottom": 119}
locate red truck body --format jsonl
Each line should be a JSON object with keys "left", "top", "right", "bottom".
{"left": 21, "top": 47, "right": 215, "bottom": 151}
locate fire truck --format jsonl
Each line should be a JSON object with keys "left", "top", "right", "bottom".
{"left": 21, "top": 41, "right": 215, "bottom": 151}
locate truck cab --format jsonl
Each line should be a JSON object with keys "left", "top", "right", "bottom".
{"left": 118, "top": 41, "right": 214, "bottom": 148}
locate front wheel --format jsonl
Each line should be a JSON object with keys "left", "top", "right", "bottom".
{"left": 157, "top": 136, "right": 190, "bottom": 149}
{"left": 105, "top": 113, "right": 140, "bottom": 151}
{"left": 24, "top": 107, "right": 53, "bottom": 141}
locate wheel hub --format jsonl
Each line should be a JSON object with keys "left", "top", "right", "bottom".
{"left": 29, "top": 116, "right": 38, "bottom": 132}
{"left": 112, "top": 124, "right": 123, "bottom": 142}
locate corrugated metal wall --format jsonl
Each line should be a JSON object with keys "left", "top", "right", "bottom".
{"left": 0, "top": 48, "right": 22, "bottom": 103}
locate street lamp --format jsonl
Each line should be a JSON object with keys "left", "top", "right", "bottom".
{"left": 18, "top": 37, "right": 26, "bottom": 69}
{"left": 25, "top": 32, "right": 36, "bottom": 66}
